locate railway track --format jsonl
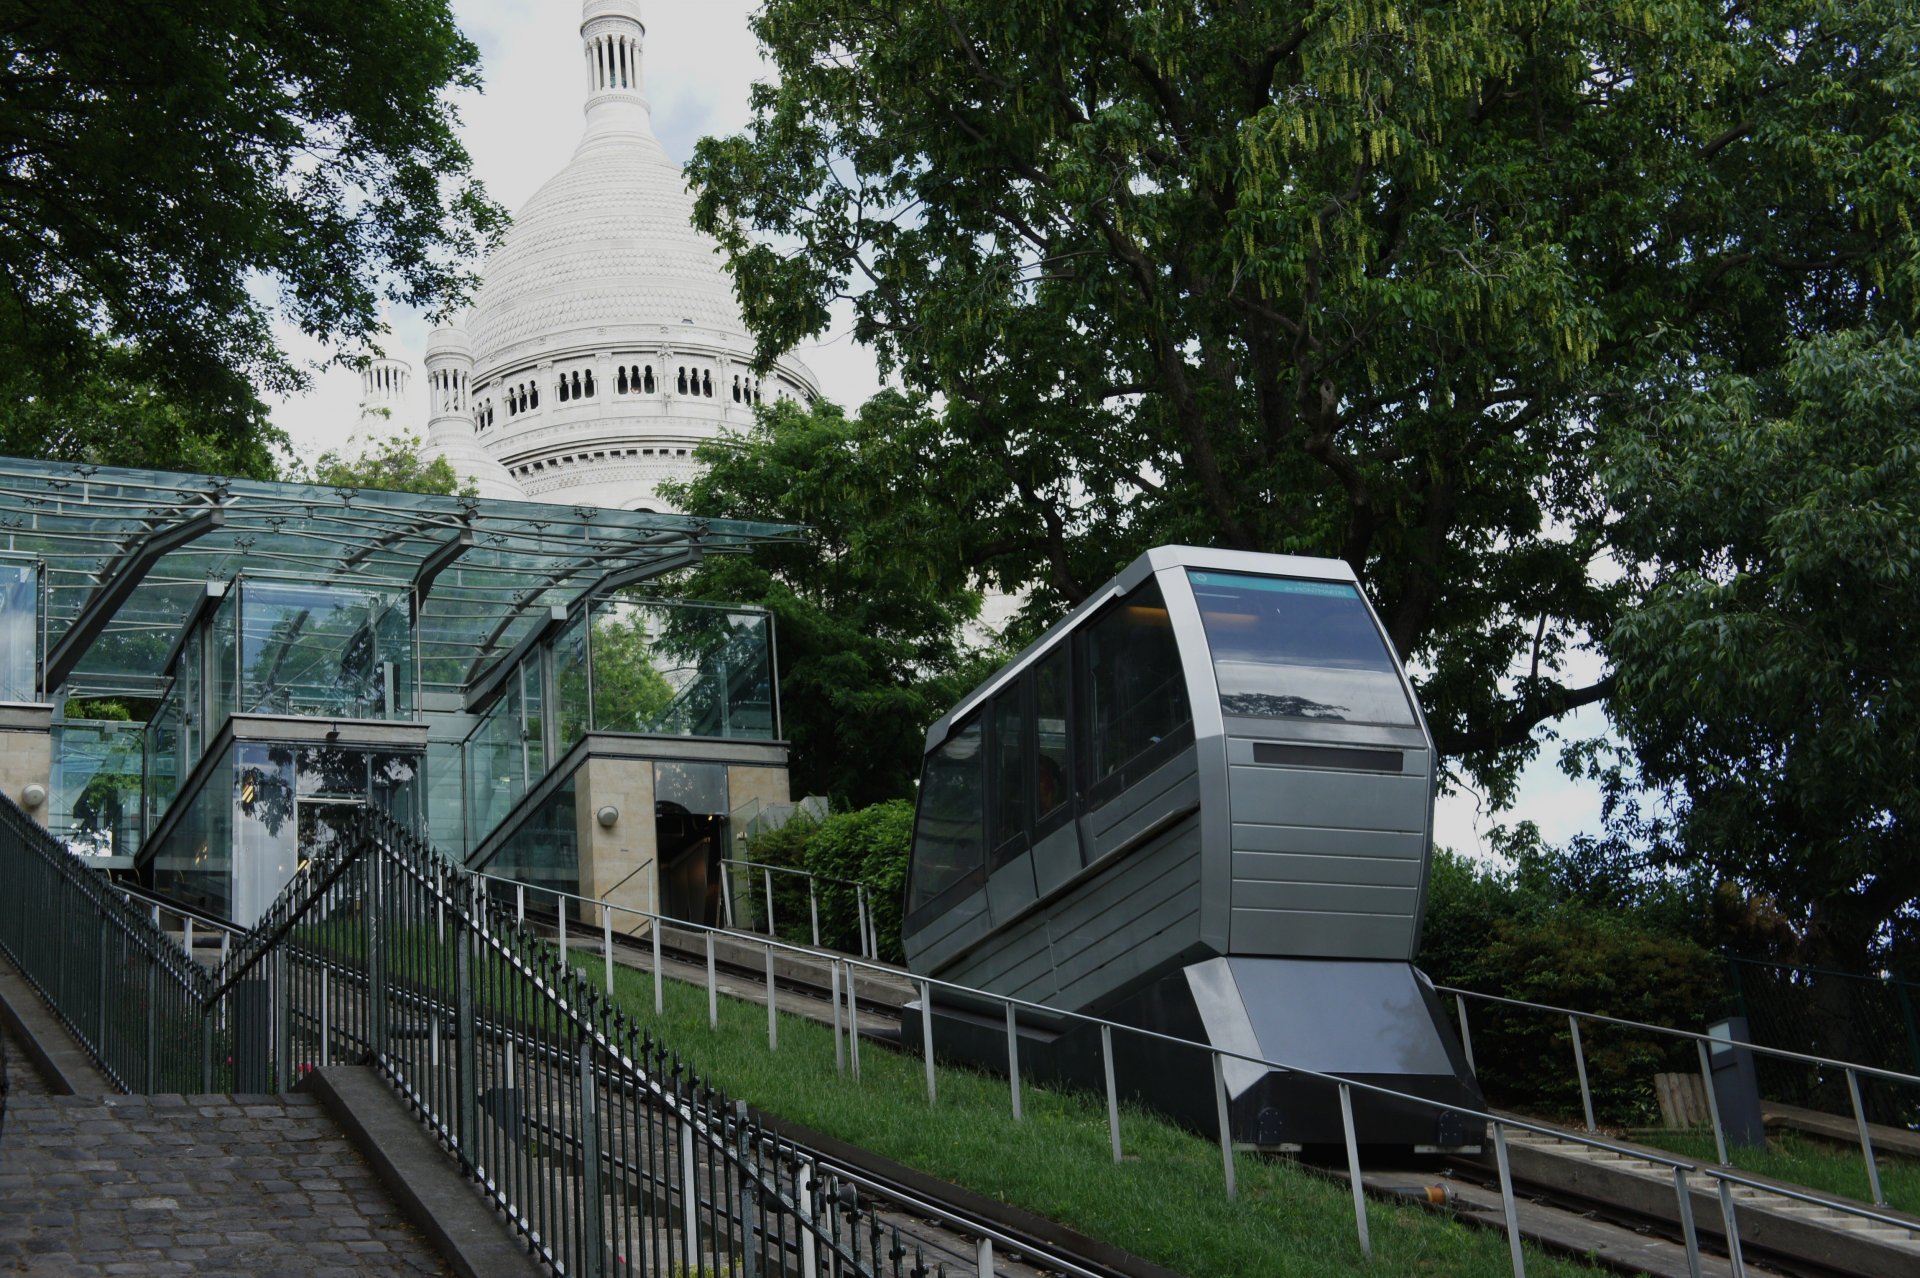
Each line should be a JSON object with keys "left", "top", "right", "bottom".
{"left": 552, "top": 915, "right": 1919, "bottom": 1278}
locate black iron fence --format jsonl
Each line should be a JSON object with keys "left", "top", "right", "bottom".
{"left": 0, "top": 792, "right": 922, "bottom": 1277}
{"left": 1728, "top": 954, "right": 1920, "bottom": 1126}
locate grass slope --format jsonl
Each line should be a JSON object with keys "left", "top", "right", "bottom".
{"left": 593, "top": 961, "right": 1588, "bottom": 1278}
{"left": 1633, "top": 1127, "right": 1919, "bottom": 1215}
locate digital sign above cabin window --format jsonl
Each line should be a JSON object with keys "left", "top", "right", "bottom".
{"left": 1188, "top": 571, "right": 1415, "bottom": 727}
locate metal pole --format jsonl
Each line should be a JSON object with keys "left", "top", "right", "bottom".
{"left": 809, "top": 881, "right": 821, "bottom": 949}
{"left": 602, "top": 909, "right": 614, "bottom": 995}
{"left": 706, "top": 931, "right": 718, "bottom": 1030}
{"left": 919, "top": 980, "right": 936, "bottom": 1104}
{"left": 578, "top": 1033, "right": 604, "bottom": 1278}
{"left": 976, "top": 1237, "right": 995, "bottom": 1278}
{"left": 652, "top": 921, "right": 663, "bottom": 1015}
{"left": 1671, "top": 1166, "right": 1703, "bottom": 1278}
{"left": 1211, "top": 1054, "right": 1234, "bottom": 1200}
{"left": 831, "top": 961, "right": 845, "bottom": 1074}
{"left": 1005, "top": 1002, "right": 1022, "bottom": 1121}
{"left": 1456, "top": 993, "right": 1475, "bottom": 1073}
{"left": 856, "top": 888, "right": 870, "bottom": 959}
{"left": 766, "top": 944, "right": 779, "bottom": 1051}
{"left": 516, "top": 881, "right": 525, "bottom": 926}
{"left": 320, "top": 967, "right": 331, "bottom": 1069}
{"left": 558, "top": 907, "right": 568, "bottom": 967}
{"left": 1101, "top": 1024, "right": 1122, "bottom": 1163}
{"left": 798, "top": 1162, "right": 819, "bottom": 1278}
{"left": 1845, "top": 1067, "right": 1887, "bottom": 1206}
{"left": 846, "top": 964, "right": 861, "bottom": 1080}
{"left": 1337, "top": 1083, "right": 1371, "bottom": 1260}
{"left": 1570, "top": 1015, "right": 1597, "bottom": 1133}
{"left": 680, "top": 1112, "right": 700, "bottom": 1265}
{"left": 722, "top": 868, "right": 735, "bottom": 930}
{"left": 1491, "top": 1121, "right": 1526, "bottom": 1277}
{"left": 1696, "top": 1039, "right": 1729, "bottom": 1166}
{"left": 1715, "top": 1178, "right": 1746, "bottom": 1277}
{"left": 764, "top": 868, "right": 776, "bottom": 938}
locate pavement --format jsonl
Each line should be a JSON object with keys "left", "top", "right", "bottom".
{"left": 0, "top": 1013, "right": 452, "bottom": 1277}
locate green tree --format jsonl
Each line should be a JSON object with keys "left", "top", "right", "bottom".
{"left": 309, "top": 431, "right": 475, "bottom": 497}
{"left": 690, "top": 0, "right": 1920, "bottom": 800}
{"left": 1601, "top": 329, "right": 1920, "bottom": 974}
{"left": 0, "top": 0, "right": 504, "bottom": 462}
{"left": 659, "top": 394, "right": 994, "bottom": 807}
{"left": 586, "top": 610, "right": 681, "bottom": 734}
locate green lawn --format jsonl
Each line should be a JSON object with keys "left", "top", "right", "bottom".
{"left": 586, "top": 960, "right": 1591, "bottom": 1278}
{"left": 1632, "top": 1126, "right": 1920, "bottom": 1215}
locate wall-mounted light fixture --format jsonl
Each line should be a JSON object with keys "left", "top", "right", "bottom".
{"left": 21, "top": 783, "right": 47, "bottom": 810}
{"left": 596, "top": 805, "right": 619, "bottom": 829}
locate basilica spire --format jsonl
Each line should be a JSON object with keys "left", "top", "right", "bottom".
{"left": 580, "top": 1, "right": 651, "bottom": 147}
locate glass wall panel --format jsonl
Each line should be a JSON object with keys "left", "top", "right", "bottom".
{"left": 176, "top": 630, "right": 204, "bottom": 767}
{"left": 481, "top": 769, "right": 580, "bottom": 913}
{"left": 235, "top": 579, "right": 412, "bottom": 720}
{"left": 49, "top": 721, "right": 145, "bottom": 858}
{"left": 555, "top": 612, "right": 590, "bottom": 753}
{"left": 426, "top": 740, "right": 465, "bottom": 855}
{"left": 908, "top": 719, "right": 985, "bottom": 916}
{"left": 1083, "top": 577, "right": 1191, "bottom": 789}
{"left": 654, "top": 760, "right": 728, "bottom": 815}
{"left": 465, "top": 686, "right": 529, "bottom": 853}
{"left": 0, "top": 560, "right": 36, "bottom": 702}
{"left": 209, "top": 588, "right": 239, "bottom": 728}
{"left": 144, "top": 680, "right": 187, "bottom": 831}
{"left": 1187, "top": 570, "right": 1415, "bottom": 726}
{"left": 590, "top": 600, "right": 775, "bottom": 740}
{"left": 149, "top": 746, "right": 235, "bottom": 920}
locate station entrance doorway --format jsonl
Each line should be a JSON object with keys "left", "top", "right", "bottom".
{"left": 654, "top": 762, "right": 729, "bottom": 927}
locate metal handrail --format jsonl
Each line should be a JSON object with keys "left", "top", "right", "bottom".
{"left": 1439, "top": 982, "right": 1920, "bottom": 1208}
{"left": 482, "top": 869, "right": 1920, "bottom": 1277}
{"left": 717, "top": 856, "right": 880, "bottom": 959}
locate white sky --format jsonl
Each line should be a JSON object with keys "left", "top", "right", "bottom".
{"left": 266, "top": 0, "right": 1606, "bottom": 858}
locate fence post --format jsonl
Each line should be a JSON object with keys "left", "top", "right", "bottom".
{"left": 578, "top": 1029, "right": 604, "bottom": 1278}
{"left": 144, "top": 950, "right": 158, "bottom": 1094}
{"left": 1211, "top": 1053, "right": 1235, "bottom": 1200}
{"left": 976, "top": 1237, "right": 995, "bottom": 1278}
{"left": 1715, "top": 1178, "right": 1746, "bottom": 1278}
{"left": 764, "top": 868, "right": 776, "bottom": 938}
{"left": 1671, "top": 1166, "right": 1704, "bottom": 1278}
{"left": 1696, "top": 1039, "right": 1729, "bottom": 1167}
{"left": 1101, "top": 1023, "right": 1122, "bottom": 1163}
{"left": 856, "top": 888, "right": 871, "bottom": 960}
{"left": 846, "top": 963, "right": 861, "bottom": 1080}
{"left": 766, "top": 944, "right": 779, "bottom": 1051}
{"left": 1337, "top": 1083, "right": 1371, "bottom": 1259}
{"left": 831, "top": 962, "right": 845, "bottom": 1074}
{"left": 919, "top": 980, "right": 936, "bottom": 1105}
{"left": 722, "top": 868, "right": 735, "bottom": 930}
{"left": 95, "top": 912, "right": 107, "bottom": 1063}
{"left": 1570, "top": 1015, "right": 1597, "bottom": 1133}
{"left": 274, "top": 944, "right": 291, "bottom": 1095}
{"left": 1845, "top": 1067, "right": 1887, "bottom": 1207}
{"left": 455, "top": 906, "right": 476, "bottom": 1165}
{"left": 679, "top": 1107, "right": 700, "bottom": 1270}
{"left": 809, "top": 881, "right": 821, "bottom": 949}
{"left": 1491, "top": 1120, "right": 1526, "bottom": 1277}
{"left": 602, "top": 908, "right": 614, "bottom": 996}
{"left": 1005, "top": 1002, "right": 1022, "bottom": 1122}
{"left": 369, "top": 853, "right": 388, "bottom": 1061}
{"left": 706, "top": 931, "right": 718, "bottom": 1030}
{"left": 652, "top": 920, "right": 663, "bottom": 1015}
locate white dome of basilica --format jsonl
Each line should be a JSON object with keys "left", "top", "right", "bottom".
{"left": 382, "top": 0, "right": 820, "bottom": 513}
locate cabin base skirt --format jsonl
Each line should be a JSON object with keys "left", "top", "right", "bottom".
{"left": 906, "top": 956, "right": 1484, "bottom": 1157}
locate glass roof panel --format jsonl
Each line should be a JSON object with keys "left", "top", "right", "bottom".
{"left": 0, "top": 455, "right": 802, "bottom": 691}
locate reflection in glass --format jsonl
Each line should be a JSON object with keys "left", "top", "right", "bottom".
{"left": 236, "top": 580, "right": 412, "bottom": 720}
{"left": 50, "top": 720, "right": 145, "bottom": 858}
{"left": 909, "top": 720, "right": 984, "bottom": 914}
{"left": 589, "top": 600, "right": 774, "bottom": 740}
{"left": 1034, "top": 649, "right": 1070, "bottom": 821}
{"left": 989, "top": 693, "right": 1026, "bottom": 854}
{"left": 555, "top": 612, "right": 590, "bottom": 753}
{"left": 480, "top": 770, "right": 580, "bottom": 914}
{"left": 1187, "top": 571, "right": 1414, "bottom": 726}
{"left": 1084, "top": 577, "right": 1191, "bottom": 785}
{"left": 0, "top": 561, "right": 36, "bottom": 702}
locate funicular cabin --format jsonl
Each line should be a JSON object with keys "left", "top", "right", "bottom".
{"left": 902, "top": 546, "right": 1484, "bottom": 1152}
{"left": 0, "top": 456, "right": 798, "bottom": 935}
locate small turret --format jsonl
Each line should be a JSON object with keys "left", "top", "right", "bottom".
{"left": 423, "top": 322, "right": 524, "bottom": 501}
{"left": 357, "top": 355, "right": 412, "bottom": 429}
{"left": 579, "top": 0, "right": 651, "bottom": 149}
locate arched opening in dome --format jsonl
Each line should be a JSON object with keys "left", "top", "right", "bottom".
{"left": 677, "top": 367, "right": 688, "bottom": 394}
{"left": 702, "top": 370, "right": 714, "bottom": 397}
{"left": 558, "top": 377, "right": 570, "bottom": 404}
{"left": 584, "top": 369, "right": 595, "bottom": 397}
{"left": 644, "top": 365, "right": 656, "bottom": 394}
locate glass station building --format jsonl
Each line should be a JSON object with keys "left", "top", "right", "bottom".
{"left": 0, "top": 456, "right": 798, "bottom": 927}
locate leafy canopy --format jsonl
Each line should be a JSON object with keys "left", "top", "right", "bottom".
{"left": 1600, "top": 330, "right": 1920, "bottom": 967}
{"left": 690, "top": 0, "right": 1920, "bottom": 798}
{"left": 307, "top": 431, "right": 475, "bottom": 498}
{"left": 0, "top": 0, "right": 505, "bottom": 441}
{"left": 659, "top": 395, "right": 993, "bottom": 808}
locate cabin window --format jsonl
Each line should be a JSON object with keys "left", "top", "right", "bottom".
{"left": 1033, "top": 647, "right": 1070, "bottom": 825}
{"left": 988, "top": 691, "right": 1028, "bottom": 865}
{"left": 1187, "top": 571, "right": 1415, "bottom": 726}
{"left": 908, "top": 719, "right": 985, "bottom": 915}
{"left": 1083, "top": 576, "right": 1191, "bottom": 791}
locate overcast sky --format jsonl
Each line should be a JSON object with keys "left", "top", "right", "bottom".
{"left": 266, "top": 0, "right": 1604, "bottom": 859}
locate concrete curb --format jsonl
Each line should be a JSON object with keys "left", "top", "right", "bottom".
{"left": 301, "top": 1065, "right": 545, "bottom": 1278}
{"left": 0, "top": 958, "right": 116, "bottom": 1095}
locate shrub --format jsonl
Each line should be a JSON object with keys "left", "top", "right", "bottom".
{"left": 741, "top": 800, "right": 914, "bottom": 961}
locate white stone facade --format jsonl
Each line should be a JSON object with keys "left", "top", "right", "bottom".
{"left": 365, "top": 0, "right": 819, "bottom": 512}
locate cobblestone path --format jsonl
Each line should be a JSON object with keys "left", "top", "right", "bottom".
{"left": 0, "top": 1090, "right": 450, "bottom": 1276}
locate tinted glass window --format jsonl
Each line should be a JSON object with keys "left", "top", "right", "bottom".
{"left": 1085, "top": 578, "right": 1191, "bottom": 785}
{"left": 909, "top": 719, "right": 985, "bottom": 913}
{"left": 989, "top": 692, "right": 1027, "bottom": 856}
{"left": 1188, "top": 571, "right": 1415, "bottom": 726}
{"left": 1034, "top": 649, "right": 1070, "bottom": 821}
